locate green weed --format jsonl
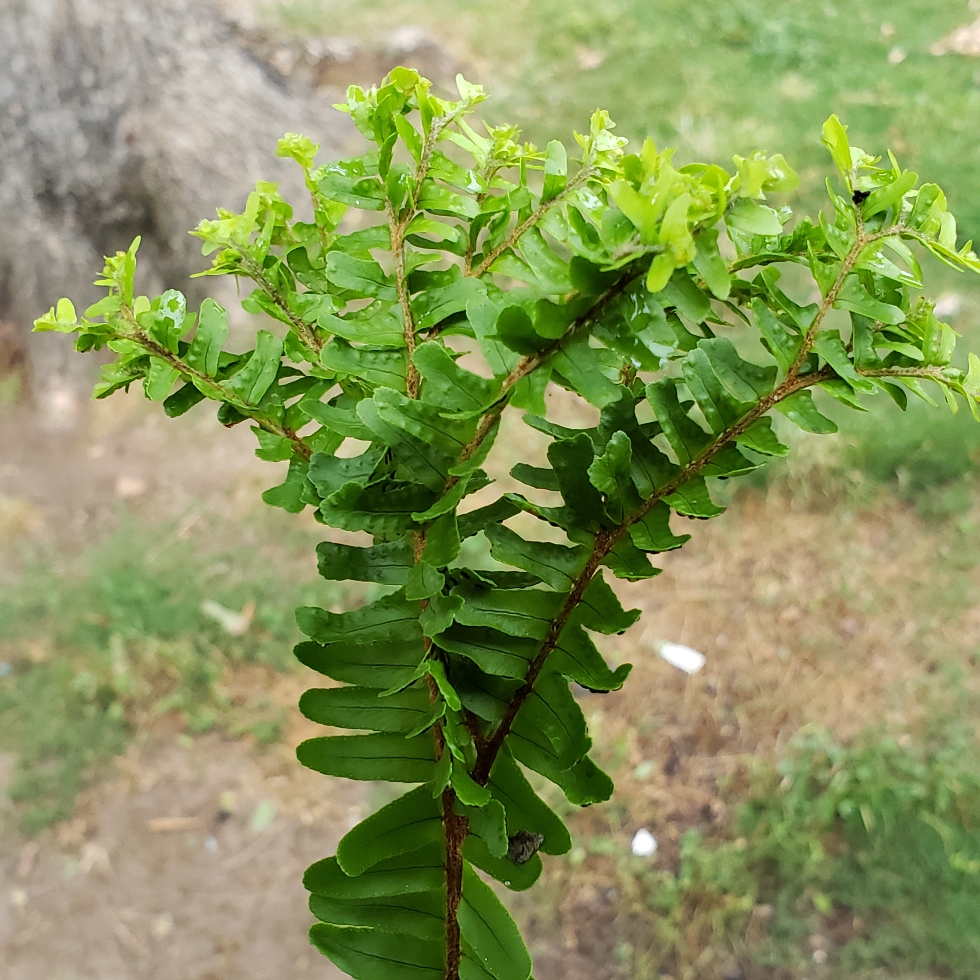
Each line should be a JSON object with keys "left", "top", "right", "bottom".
{"left": 0, "top": 512, "right": 340, "bottom": 833}
{"left": 842, "top": 399, "right": 980, "bottom": 518}
{"left": 273, "top": 1, "right": 980, "bottom": 233}
{"left": 641, "top": 723, "right": 980, "bottom": 978}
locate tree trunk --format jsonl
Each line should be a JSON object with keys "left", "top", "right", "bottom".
{"left": 0, "top": 0, "right": 350, "bottom": 426}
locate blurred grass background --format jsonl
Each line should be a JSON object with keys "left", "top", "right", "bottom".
{"left": 5, "top": 1, "right": 980, "bottom": 977}
{"left": 0, "top": 508, "right": 347, "bottom": 832}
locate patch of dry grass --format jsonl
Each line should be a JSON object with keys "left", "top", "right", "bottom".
{"left": 510, "top": 484, "right": 980, "bottom": 979}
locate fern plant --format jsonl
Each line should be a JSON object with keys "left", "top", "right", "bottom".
{"left": 36, "top": 69, "right": 980, "bottom": 980}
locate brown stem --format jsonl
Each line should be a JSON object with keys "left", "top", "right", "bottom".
{"left": 463, "top": 163, "right": 506, "bottom": 273}
{"left": 471, "top": 537, "right": 609, "bottom": 783}
{"left": 448, "top": 268, "right": 644, "bottom": 493}
{"left": 789, "top": 228, "right": 896, "bottom": 375}
{"left": 471, "top": 365, "right": 835, "bottom": 785}
{"left": 858, "top": 365, "right": 947, "bottom": 380}
{"left": 467, "top": 171, "right": 593, "bottom": 280}
{"left": 237, "top": 253, "right": 323, "bottom": 354}
{"left": 442, "top": 791, "right": 468, "bottom": 980}
{"left": 121, "top": 310, "right": 312, "bottom": 460}
{"left": 386, "top": 124, "right": 473, "bottom": 977}
{"left": 390, "top": 210, "right": 420, "bottom": 399}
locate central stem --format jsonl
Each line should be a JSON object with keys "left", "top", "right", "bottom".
{"left": 387, "top": 127, "right": 467, "bottom": 975}
{"left": 442, "top": 793, "right": 468, "bottom": 980}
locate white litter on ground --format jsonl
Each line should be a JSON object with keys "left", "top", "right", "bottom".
{"left": 931, "top": 18, "right": 980, "bottom": 57}
{"left": 659, "top": 642, "right": 706, "bottom": 675}
{"left": 631, "top": 828, "right": 658, "bottom": 857}
{"left": 200, "top": 599, "right": 255, "bottom": 636}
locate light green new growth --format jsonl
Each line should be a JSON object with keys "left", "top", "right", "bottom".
{"left": 36, "top": 68, "right": 980, "bottom": 980}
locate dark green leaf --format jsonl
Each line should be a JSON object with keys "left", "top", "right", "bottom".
{"left": 496, "top": 306, "right": 549, "bottom": 356}
{"left": 541, "top": 139, "right": 568, "bottom": 203}
{"left": 646, "top": 379, "right": 711, "bottom": 465}
{"left": 415, "top": 594, "right": 461, "bottom": 640}
{"left": 412, "top": 278, "right": 486, "bottom": 332}
{"left": 310, "top": 890, "right": 445, "bottom": 940}
{"left": 411, "top": 470, "right": 487, "bottom": 523}
{"left": 299, "top": 685, "right": 432, "bottom": 734}
{"left": 405, "top": 561, "right": 446, "bottom": 601}
{"left": 297, "top": 592, "right": 423, "bottom": 645}
{"left": 422, "top": 512, "right": 462, "bottom": 567}
{"left": 459, "top": 863, "right": 532, "bottom": 980}
{"left": 453, "top": 586, "right": 566, "bottom": 640}
{"left": 752, "top": 299, "right": 801, "bottom": 374}
{"left": 317, "top": 539, "right": 414, "bottom": 586}
{"left": 570, "top": 573, "right": 640, "bottom": 635}
{"left": 253, "top": 427, "right": 295, "bottom": 462}
{"left": 569, "top": 257, "right": 620, "bottom": 296}
{"left": 458, "top": 498, "right": 521, "bottom": 540}
{"left": 760, "top": 267, "right": 819, "bottom": 332}
{"left": 510, "top": 464, "right": 559, "bottom": 492}
{"left": 320, "top": 482, "right": 436, "bottom": 535}
{"left": 515, "top": 228, "right": 574, "bottom": 294}
{"left": 185, "top": 298, "right": 228, "bottom": 377}
{"left": 326, "top": 252, "right": 397, "bottom": 301}
{"left": 163, "top": 382, "right": 206, "bottom": 418}
{"left": 813, "top": 330, "right": 876, "bottom": 393}
{"left": 735, "top": 417, "right": 788, "bottom": 457}
{"left": 664, "top": 476, "right": 725, "bottom": 518}
{"left": 297, "top": 733, "right": 436, "bottom": 782}
{"left": 835, "top": 277, "right": 905, "bottom": 325}
{"left": 336, "top": 786, "right": 443, "bottom": 875}
{"left": 321, "top": 306, "right": 406, "bottom": 348}
{"left": 300, "top": 391, "right": 375, "bottom": 441}
{"left": 863, "top": 170, "right": 917, "bottom": 218}
{"left": 628, "top": 500, "right": 690, "bottom": 553}
{"left": 462, "top": 836, "right": 542, "bottom": 892}
{"left": 144, "top": 358, "right": 179, "bottom": 402}
{"left": 511, "top": 667, "right": 590, "bottom": 770}
{"left": 488, "top": 749, "right": 572, "bottom": 855}
{"left": 549, "top": 434, "right": 608, "bottom": 529}
{"left": 659, "top": 269, "right": 712, "bottom": 324}
{"left": 436, "top": 625, "right": 536, "bottom": 679}
{"left": 358, "top": 397, "right": 456, "bottom": 492}
{"left": 692, "top": 228, "right": 731, "bottom": 300}
{"left": 455, "top": 799, "right": 509, "bottom": 859}
{"left": 602, "top": 537, "right": 659, "bottom": 581}
{"left": 523, "top": 415, "right": 597, "bottom": 444}
{"left": 485, "top": 525, "right": 588, "bottom": 591}
{"left": 510, "top": 368, "right": 550, "bottom": 415}
{"left": 294, "top": 639, "right": 424, "bottom": 688}
{"left": 318, "top": 159, "right": 385, "bottom": 210}
{"left": 681, "top": 348, "right": 747, "bottom": 433}
{"left": 550, "top": 755, "right": 614, "bottom": 806}
{"left": 310, "top": 923, "right": 444, "bottom": 980}
{"left": 553, "top": 625, "right": 631, "bottom": 692}
{"left": 699, "top": 338, "right": 777, "bottom": 399}
{"left": 452, "top": 763, "right": 492, "bottom": 807}
{"left": 374, "top": 386, "right": 474, "bottom": 456}
{"left": 321, "top": 341, "right": 407, "bottom": 390}
{"left": 304, "top": 844, "right": 445, "bottom": 898}
{"left": 549, "top": 334, "right": 622, "bottom": 408}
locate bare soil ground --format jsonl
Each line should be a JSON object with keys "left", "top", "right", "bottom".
{"left": 2, "top": 391, "right": 978, "bottom": 980}
{"left": 0, "top": 685, "right": 356, "bottom": 980}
